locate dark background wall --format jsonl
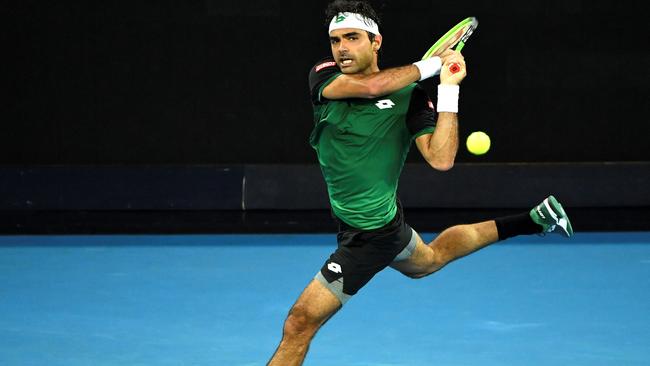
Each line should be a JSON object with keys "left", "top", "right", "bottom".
{"left": 4, "top": 0, "right": 649, "bottom": 165}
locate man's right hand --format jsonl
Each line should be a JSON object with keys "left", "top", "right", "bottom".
{"left": 439, "top": 52, "right": 466, "bottom": 85}
{"left": 437, "top": 49, "right": 457, "bottom": 65}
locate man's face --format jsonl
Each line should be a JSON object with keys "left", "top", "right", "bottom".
{"left": 329, "top": 28, "right": 379, "bottom": 74}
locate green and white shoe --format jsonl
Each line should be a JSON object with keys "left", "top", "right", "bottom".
{"left": 530, "top": 195, "right": 574, "bottom": 237}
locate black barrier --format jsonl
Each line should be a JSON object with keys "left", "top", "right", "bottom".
{"left": 398, "top": 163, "right": 650, "bottom": 208}
{"left": 243, "top": 165, "right": 329, "bottom": 210}
{"left": 2, "top": 163, "right": 649, "bottom": 233}
{"left": 2, "top": 163, "right": 648, "bottom": 211}
{"left": 0, "top": 166, "right": 243, "bottom": 210}
{"left": 245, "top": 163, "right": 650, "bottom": 209}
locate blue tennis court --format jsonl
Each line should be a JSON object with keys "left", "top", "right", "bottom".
{"left": 1, "top": 232, "right": 649, "bottom": 365}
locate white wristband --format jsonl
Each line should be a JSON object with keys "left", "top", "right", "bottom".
{"left": 413, "top": 57, "right": 442, "bottom": 81}
{"left": 437, "top": 84, "right": 460, "bottom": 113}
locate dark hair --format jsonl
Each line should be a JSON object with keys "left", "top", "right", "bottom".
{"left": 325, "top": 0, "right": 381, "bottom": 43}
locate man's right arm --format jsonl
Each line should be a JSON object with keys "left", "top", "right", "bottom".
{"left": 321, "top": 50, "right": 458, "bottom": 100}
{"left": 322, "top": 64, "right": 422, "bottom": 100}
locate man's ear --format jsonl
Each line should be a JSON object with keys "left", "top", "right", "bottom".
{"left": 373, "top": 34, "right": 382, "bottom": 52}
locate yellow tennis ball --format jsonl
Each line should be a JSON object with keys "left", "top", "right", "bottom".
{"left": 466, "top": 131, "right": 491, "bottom": 155}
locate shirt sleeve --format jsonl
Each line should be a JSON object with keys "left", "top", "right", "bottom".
{"left": 405, "top": 84, "right": 436, "bottom": 138}
{"left": 308, "top": 57, "right": 341, "bottom": 105}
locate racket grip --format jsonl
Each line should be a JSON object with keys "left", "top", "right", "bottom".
{"left": 449, "top": 63, "right": 461, "bottom": 74}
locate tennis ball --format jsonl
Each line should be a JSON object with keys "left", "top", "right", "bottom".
{"left": 466, "top": 131, "right": 490, "bottom": 155}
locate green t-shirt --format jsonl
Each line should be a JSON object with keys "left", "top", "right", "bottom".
{"left": 308, "top": 58, "right": 436, "bottom": 229}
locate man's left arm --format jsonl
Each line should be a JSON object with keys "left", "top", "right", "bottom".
{"left": 414, "top": 112, "right": 458, "bottom": 171}
{"left": 410, "top": 56, "right": 466, "bottom": 171}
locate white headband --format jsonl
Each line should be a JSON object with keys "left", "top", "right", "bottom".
{"left": 328, "top": 12, "right": 380, "bottom": 35}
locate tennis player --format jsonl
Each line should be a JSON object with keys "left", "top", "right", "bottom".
{"left": 268, "top": 1, "right": 573, "bottom": 364}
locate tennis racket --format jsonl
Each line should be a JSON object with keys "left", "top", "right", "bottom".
{"left": 422, "top": 17, "right": 478, "bottom": 74}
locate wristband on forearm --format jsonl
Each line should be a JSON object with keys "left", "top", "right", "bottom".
{"left": 437, "top": 84, "right": 459, "bottom": 113}
{"left": 413, "top": 57, "right": 442, "bottom": 81}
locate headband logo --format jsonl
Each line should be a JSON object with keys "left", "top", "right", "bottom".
{"left": 329, "top": 12, "right": 380, "bottom": 35}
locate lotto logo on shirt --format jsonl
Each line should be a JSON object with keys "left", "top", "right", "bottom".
{"left": 375, "top": 99, "right": 395, "bottom": 109}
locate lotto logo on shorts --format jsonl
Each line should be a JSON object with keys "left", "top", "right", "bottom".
{"left": 327, "top": 262, "right": 342, "bottom": 274}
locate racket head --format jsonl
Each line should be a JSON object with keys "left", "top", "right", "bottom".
{"left": 421, "top": 17, "right": 478, "bottom": 59}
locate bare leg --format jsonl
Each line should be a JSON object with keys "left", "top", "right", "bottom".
{"left": 391, "top": 221, "right": 498, "bottom": 278}
{"left": 268, "top": 279, "right": 341, "bottom": 366}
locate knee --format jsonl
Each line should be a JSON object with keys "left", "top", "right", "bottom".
{"left": 411, "top": 246, "right": 451, "bottom": 279}
{"left": 432, "top": 246, "right": 453, "bottom": 269}
{"left": 405, "top": 271, "right": 430, "bottom": 279}
{"left": 433, "top": 225, "right": 474, "bottom": 264}
{"left": 405, "top": 264, "right": 442, "bottom": 279}
{"left": 283, "top": 304, "right": 319, "bottom": 339}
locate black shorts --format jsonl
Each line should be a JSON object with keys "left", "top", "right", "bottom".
{"left": 316, "top": 201, "right": 415, "bottom": 303}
